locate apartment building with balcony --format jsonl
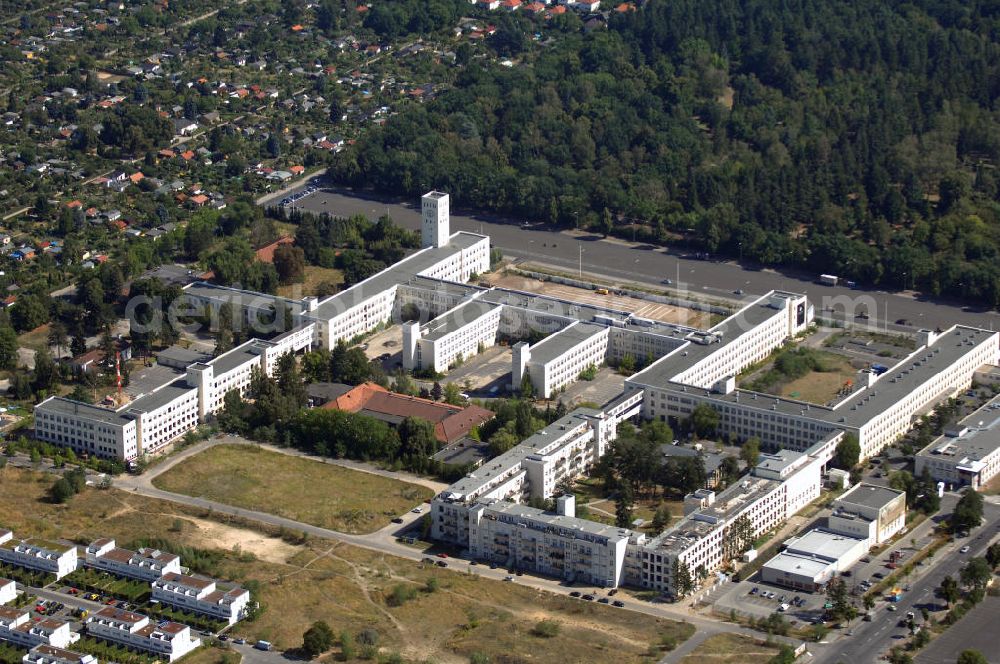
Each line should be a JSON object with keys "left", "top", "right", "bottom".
{"left": 150, "top": 573, "right": 249, "bottom": 626}
{"left": 0, "top": 609, "right": 73, "bottom": 650}
{"left": 86, "top": 607, "right": 200, "bottom": 662}
{"left": 23, "top": 644, "right": 96, "bottom": 664}
{"left": 0, "top": 532, "right": 77, "bottom": 580}
{"left": 84, "top": 539, "right": 181, "bottom": 582}
{"left": 402, "top": 299, "right": 501, "bottom": 373}
{"left": 432, "top": 407, "right": 613, "bottom": 545}
{"left": 468, "top": 499, "right": 636, "bottom": 587}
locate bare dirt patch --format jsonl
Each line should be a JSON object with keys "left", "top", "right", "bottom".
{"left": 489, "top": 271, "right": 712, "bottom": 328}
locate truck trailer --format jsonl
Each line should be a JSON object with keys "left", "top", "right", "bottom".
{"left": 819, "top": 274, "right": 839, "bottom": 286}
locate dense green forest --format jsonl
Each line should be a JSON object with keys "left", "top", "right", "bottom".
{"left": 334, "top": 0, "right": 1000, "bottom": 305}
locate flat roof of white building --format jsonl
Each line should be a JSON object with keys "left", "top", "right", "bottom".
{"left": 629, "top": 292, "right": 798, "bottom": 389}
{"left": 763, "top": 551, "right": 833, "bottom": 579}
{"left": 421, "top": 299, "right": 499, "bottom": 341}
{"left": 439, "top": 408, "right": 600, "bottom": 500}
{"left": 528, "top": 321, "right": 607, "bottom": 364}
{"left": 916, "top": 394, "right": 1000, "bottom": 469}
{"left": 784, "top": 529, "right": 867, "bottom": 562}
{"left": 482, "top": 500, "right": 631, "bottom": 543}
{"left": 835, "top": 484, "right": 904, "bottom": 512}
{"left": 310, "top": 231, "right": 486, "bottom": 320}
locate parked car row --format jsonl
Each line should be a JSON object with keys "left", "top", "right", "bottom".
{"left": 279, "top": 185, "right": 318, "bottom": 207}
{"left": 748, "top": 587, "right": 806, "bottom": 608}
{"left": 567, "top": 591, "right": 625, "bottom": 607}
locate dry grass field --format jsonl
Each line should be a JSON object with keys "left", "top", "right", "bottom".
{"left": 276, "top": 265, "right": 344, "bottom": 299}
{"left": 0, "top": 467, "right": 693, "bottom": 663}
{"left": 776, "top": 351, "right": 857, "bottom": 405}
{"left": 678, "top": 633, "right": 781, "bottom": 664}
{"left": 152, "top": 444, "right": 432, "bottom": 534}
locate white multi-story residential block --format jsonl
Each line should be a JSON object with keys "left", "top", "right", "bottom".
{"left": 86, "top": 607, "right": 200, "bottom": 662}
{"left": 433, "top": 283, "right": 999, "bottom": 595}
{"left": 0, "top": 579, "right": 16, "bottom": 605}
{"left": 23, "top": 644, "right": 96, "bottom": 664}
{"left": 403, "top": 299, "right": 501, "bottom": 373}
{"left": 915, "top": 395, "right": 1000, "bottom": 490}
{"left": 432, "top": 407, "right": 618, "bottom": 545}
{"left": 0, "top": 532, "right": 77, "bottom": 580}
{"left": 0, "top": 608, "right": 73, "bottom": 649}
{"left": 84, "top": 539, "right": 181, "bottom": 582}
{"left": 468, "top": 500, "right": 637, "bottom": 587}
{"left": 35, "top": 193, "right": 491, "bottom": 461}
{"left": 514, "top": 322, "right": 610, "bottom": 398}
{"left": 150, "top": 573, "right": 249, "bottom": 626}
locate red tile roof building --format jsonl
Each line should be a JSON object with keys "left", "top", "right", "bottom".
{"left": 321, "top": 382, "right": 494, "bottom": 443}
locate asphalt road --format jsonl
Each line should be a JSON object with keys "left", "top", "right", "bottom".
{"left": 282, "top": 183, "right": 1000, "bottom": 333}
{"left": 815, "top": 501, "right": 1000, "bottom": 664}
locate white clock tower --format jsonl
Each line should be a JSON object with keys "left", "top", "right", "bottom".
{"left": 421, "top": 191, "right": 450, "bottom": 249}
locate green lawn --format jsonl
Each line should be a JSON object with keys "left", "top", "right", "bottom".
{"left": 152, "top": 444, "right": 433, "bottom": 534}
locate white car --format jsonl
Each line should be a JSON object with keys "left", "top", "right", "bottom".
{"left": 960, "top": 545, "right": 970, "bottom": 554}
{"left": 411, "top": 507, "right": 423, "bottom": 514}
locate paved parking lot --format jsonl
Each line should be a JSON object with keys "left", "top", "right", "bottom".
{"left": 555, "top": 366, "right": 626, "bottom": 408}
{"left": 435, "top": 345, "right": 512, "bottom": 397}
{"left": 713, "top": 576, "right": 827, "bottom": 623}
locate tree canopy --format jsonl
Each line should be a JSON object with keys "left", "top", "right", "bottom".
{"left": 336, "top": 0, "right": 1000, "bottom": 307}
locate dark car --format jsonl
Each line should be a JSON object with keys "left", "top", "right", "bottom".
{"left": 569, "top": 591, "right": 581, "bottom": 598}
{"left": 582, "top": 594, "right": 596, "bottom": 601}
{"left": 598, "top": 597, "right": 610, "bottom": 604}
{"left": 873, "top": 572, "right": 885, "bottom": 579}
{"left": 436, "top": 560, "right": 448, "bottom": 568}
{"left": 391, "top": 517, "right": 404, "bottom": 524}
{"left": 895, "top": 318, "right": 909, "bottom": 325}
{"left": 612, "top": 600, "right": 625, "bottom": 608}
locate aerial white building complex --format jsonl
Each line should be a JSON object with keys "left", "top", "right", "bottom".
{"left": 433, "top": 283, "right": 999, "bottom": 595}
{"left": 760, "top": 484, "right": 905, "bottom": 592}
{"left": 34, "top": 192, "right": 490, "bottom": 462}
{"left": 22, "top": 645, "right": 96, "bottom": 664}
{"left": 27, "top": 190, "right": 1000, "bottom": 598}
{"left": 0, "top": 608, "right": 73, "bottom": 650}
